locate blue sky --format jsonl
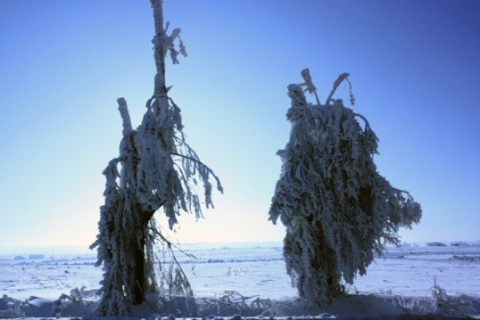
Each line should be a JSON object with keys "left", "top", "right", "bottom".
{"left": 0, "top": 0, "right": 479, "bottom": 249}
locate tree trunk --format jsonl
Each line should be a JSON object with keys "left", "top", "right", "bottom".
{"left": 132, "top": 227, "right": 146, "bottom": 305}
{"left": 131, "top": 209, "right": 156, "bottom": 304}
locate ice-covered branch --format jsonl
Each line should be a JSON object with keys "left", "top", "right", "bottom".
{"left": 269, "top": 70, "right": 421, "bottom": 309}
{"left": 92, "top": 1, "right": 220, "bottom": 316}
{"left": 326, "top": 72, "right": 351, "bottom": 105}
{"left": 301, "top": 68, "right": 320, "bottom": 105}
{"left": 117, "top": 98, "right": 133, "bottom": 136}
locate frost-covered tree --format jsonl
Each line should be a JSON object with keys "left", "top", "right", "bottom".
{"left": 269, "top": 69, "right": 421, "bottom": 309}
{"left": 90, "top": 0, "right": 222, "bottom": 316}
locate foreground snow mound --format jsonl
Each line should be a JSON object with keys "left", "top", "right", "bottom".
{"left": 1, "top": 290, "right": 479, "bottom": 320}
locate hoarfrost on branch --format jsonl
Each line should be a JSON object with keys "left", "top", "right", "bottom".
{"left": 269, "top": 69, "right": 421, "bottom": 309}
{"left": 90, "top": 0, "right": 222, "bottom": 316}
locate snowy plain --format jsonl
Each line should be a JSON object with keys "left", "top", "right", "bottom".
{"left": 1, "top": 241, "right": 479, "bottom": 319}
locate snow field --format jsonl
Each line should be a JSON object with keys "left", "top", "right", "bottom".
{"left": 1, "top": 242, "right": 479, "bottom": 319}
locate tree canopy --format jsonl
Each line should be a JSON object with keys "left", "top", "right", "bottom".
{"left": 269, "top": 69, "right": 422, "bottom": 308}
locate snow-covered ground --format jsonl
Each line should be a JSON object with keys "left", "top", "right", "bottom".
{"left": 1, "top": 241, "right": 479, "bottom": 319}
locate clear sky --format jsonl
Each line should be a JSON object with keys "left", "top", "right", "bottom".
{"left": 1, "top": 0, "right": 479, "bottom": 250}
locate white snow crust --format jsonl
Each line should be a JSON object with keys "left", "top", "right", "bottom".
{"left": 1, "top": 241, "right": 479, "bottom": 319}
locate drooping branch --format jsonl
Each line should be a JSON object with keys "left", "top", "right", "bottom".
{"left": 150, "top": 228, "right": 195, "bottom": 297}
{"left": 171, "top": 152, "right": 222, "bottom": 190}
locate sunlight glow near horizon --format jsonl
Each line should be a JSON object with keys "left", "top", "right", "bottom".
{"left": 0, "top": 0, "right": 479, "bottom": 249}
